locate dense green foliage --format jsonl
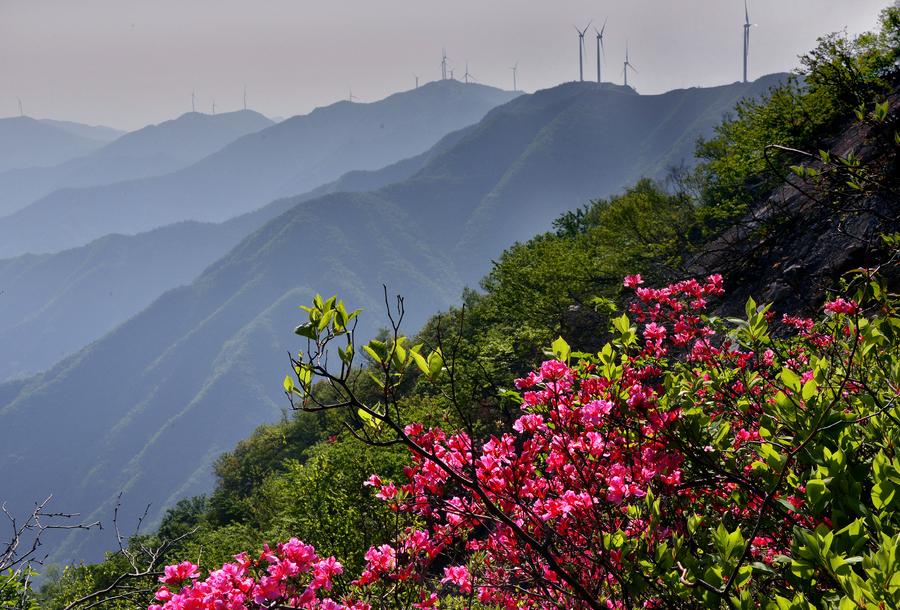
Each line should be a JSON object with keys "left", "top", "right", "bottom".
{"left": 21, "top": 8, "right": 900, "bottom": 609}
{"left": 695, "top": 8, "right": 899, "bottom": 226}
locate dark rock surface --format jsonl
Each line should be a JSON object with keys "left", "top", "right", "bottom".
{"left": 691, "top": 91, "right": 900, "bottom": 317}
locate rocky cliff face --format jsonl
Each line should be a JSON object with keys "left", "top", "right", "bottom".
{"left": 692, "top": 89, "right": 899, "bottom": 316}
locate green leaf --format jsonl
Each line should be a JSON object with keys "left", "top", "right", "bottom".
{"left": 317, "top": 309, "right": 335, "bottom": 331}
{"left": 363, "top": 340, "right": 388, "bottom": 363}
{"left": 612, "top": 314, "right": 631, "bottom": 334}
{"left": 410, "top": 350, "right": 429, "bottom": 375}
{"left": 780, "top": 367, "right": 802, "bottom": 392}
{"left": 294, "top": 323, "right": 317, "bottom": 340}
{"left": 745, "top": 296, "right": 758, "bottom": 319}
{"left": 357, "top": 408, "right": 376, "bottom": 428}
{"left": 551, "top": 336, "right": 571, "bottom": 363}
{"left": 363, "top": 345, "right": 381, "bottom": 363}
{"left": 801, "top": 379, "right": 818, "bottom": 401}
{"left": 428, "top": 349, "right": 444, "bottom": 377}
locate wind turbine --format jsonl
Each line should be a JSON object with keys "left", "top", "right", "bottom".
{"left": 595, "top": 19, "right": 607, "bottom": 83}
{"left": 243, "top": 84, "right": 247, "bottom": 111}
{"left": 414, "top": 74, "right": 420, "bottom": 89}
{"left": 463, "top": 61, "right": 476, "bottom": 84}
{"left": 575, "top": 21, "right": 592, "bottom": 82}
{"left": 742, "top": 0, "right": 756, "bottom": 83}
{"left": 441, "top": 49, "right": 449, "bottom": 80}
{"left": 623, "top": 42, "right": 637, "bottom": 89}
{"left": 191, "top": 90, "right": 196, "bottom": 113}
{"left": 348, "top": 87, "right": 357, "bottom": 103}
{"left": 212, "top": 99, "right": 216, "bottom": 115}
{"left": 510, "top": 61, "right": 519, "bottom": 91}
{"left": 17, "top": 98, "right": 23, "bottom": 117}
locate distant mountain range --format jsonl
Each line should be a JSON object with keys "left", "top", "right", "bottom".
{"left": 0, "top": 116, "right": 111, "bottom": 173}
{"left": 36, "top": 119, "right": 124, "bottom": 143}
{"left": 0, "top": 110, "right": 274, "bottom": 217}
{"left": 0, "top": 136, "right": 455, "bottom": 381}
{"left": 0, "top": 81, "right": 518, "bottom": 257}
{"left": 0, "top": 74, "right": 786, "bottom": 567}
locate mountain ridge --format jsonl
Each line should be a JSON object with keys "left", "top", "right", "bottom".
{"left": 0, "top": 75, "right": 786, "bottom": 567}
{"left": 0, "top": 116, "right": 108, "bottom": 173}
{"left": 0, "top": 110, "right": 274, "bottom": 218}
{"left": 0, "top": 81, "right": 518, "bottom": 258}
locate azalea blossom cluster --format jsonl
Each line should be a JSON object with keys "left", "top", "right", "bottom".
{"left": 151, "top": 274, "right": 876, "bottom": 608}
{"left": 356, "top": 275, "right": 751, "bottom": 607}
{"left": 357, "top": 274, "right": 844, "bottom": 606}
{"left": 150, "top": 539, "right": 352, "bottom": 610}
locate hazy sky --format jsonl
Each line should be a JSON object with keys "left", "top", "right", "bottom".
{"left": 0, "top": 0, "right": 890, "bottom": 130}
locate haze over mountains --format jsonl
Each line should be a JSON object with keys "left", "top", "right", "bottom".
{"left": 0, "top": 136, "right": 459, "bottom": 382}
{"left": 0, "top": 110, "right": 274, "bottom": 217}
{"left": 0, "top": 81, "right": 517, "bottom": 258}
{"left": 0, "top": 74, "right": 785, "bottom": 567}
{"left": 35, "top": 119, "right": 123, "bottom": 143}
{"left": 0, "top": 116, "right": 114, "bottom": 174}
{"left": 0, "top": 82, "right": 511, "bottom": 381}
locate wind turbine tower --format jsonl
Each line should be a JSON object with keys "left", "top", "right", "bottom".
{"left": 742, "top": 0, "right": 756, "bottom": 83}
{"left": 192, "top": 90, "right": 196, "bottom": 113}
{"left": 243, "top": 84, "right": 247, "bottom": 111}
{"left": 575, "top": 22, "right": 592, "bottom": 82}
{"left": 595, "top": 19, "right": 607, "bottom": 83}
{"left": 463, "top": 61, "right": 475, "bottom": 84}
{"left": 623, "top": 42, "right": 638, "bottom": 89}
{"left": 212, "top": 99, "right": 216, "bottom": 115}
{"left": 441, "top": 49, "right": 449, "bottom": 80}
{"left": 414, "top": 74, "right": 419, "bottom": 89}
{"left": 17, "top": 98, "right": 23, "bottom": 117}
{"left": 510, "top": 62, "right": 519, "bottom": 92}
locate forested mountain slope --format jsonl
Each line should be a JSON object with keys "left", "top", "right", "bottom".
{"left": 0, "top": 134, "right": 458, "bottom": 381}
{"left": 0, "top": 81, "right": 517, "bottom": 258}
{"left": 0, "top": 75, "right": 783, "bottom": 567}
{"left": 15, "top": 11, "right": 899, "bottom": 608}
{"left": 0, "top": 110, "right": 274, "bottom": 217}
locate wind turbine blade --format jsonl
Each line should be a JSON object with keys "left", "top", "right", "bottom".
{"left": 631, "top": 64, "right": 638, "bottom": 73}
{"left": 600, "top": 17, "right": 607, "bottom": 37}
{"left": 745, "top": 0, "right": 750, "bottom": 24}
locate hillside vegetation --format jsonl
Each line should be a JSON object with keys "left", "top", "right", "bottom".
{"left": 4, "top": 8, "right": 899, "bottom": 609}
{"left": 0, "top": 71, "right": 784, "bottom": 570}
